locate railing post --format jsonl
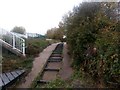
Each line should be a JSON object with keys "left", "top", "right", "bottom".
{"left": 22, "top": 39, "right": 25, "bottom": 56}
{"left": 13, "top": 34, "right": 15, "bottom": 49}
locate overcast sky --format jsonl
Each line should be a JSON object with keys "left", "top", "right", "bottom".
{"left": 0, "top": 0, "right": 83, "bottom": 35}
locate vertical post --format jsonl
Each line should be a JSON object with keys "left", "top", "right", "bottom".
{"left": 22, "top": 39, "right": 25, "bottom": 56}
{"left": 13, "top": 34, "right": 15, "bottom": 49}
{"left": 0, "top": 29, "right": 2, "bottom": 78}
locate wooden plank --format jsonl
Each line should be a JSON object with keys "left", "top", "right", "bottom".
{"left": 20, "top": 70, "right": 25, "bottom": 73}
{"left": 1, "top": 73, "right": 10, "bottom": 85}
{"left": 15, "top": 70, "right": 22, "bottom": 75}
{"left": 5, "top": 73, "right": 15, "bottom": 81}
{"left": 0, "top": 74, "right": 4, "bottom": 86}
{"left": 50, "top": 57, "right": 62, "bottom": 59}
{"left": 11, "top": 71, "right": 19, "bottom": 78}
{"left": 44, "top": 68, "right": 59, "bottom": 71}
{"left": 0, "top": 77, "right": 4, "bottom": 87}
{"left": 37, "top": 80, "right": 49, "bottom": 84}
{"left": 0, "top": 70, "right": 25, "bottom": 87}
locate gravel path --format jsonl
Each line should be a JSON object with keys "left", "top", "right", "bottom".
{"left": 17, "top": 43, "right": 59, "bottom": 88}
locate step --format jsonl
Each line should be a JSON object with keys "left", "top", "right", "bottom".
{"left": 53, "top": 49, "right": 62, "bottom": 51}
{"left": 51, "top": 54, "right": 62, "bottom": 57}
{"left": 48, "top": 59, "right": 62, "bottom": 62}
{"left": 42, "top": 71, "right": 58, "bottom": 81}
{"left": 46, "top": 62, "right": 61, "bottom": 69}
{"left": 49, "top": 57, "right": 62, "bottom": 60}
{"left": 52, "top": 52, "right": 62, "bottom": 54}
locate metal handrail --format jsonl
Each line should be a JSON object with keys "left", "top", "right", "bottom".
{"left": 0, "top": 28, "right": 25, "bottom": 56}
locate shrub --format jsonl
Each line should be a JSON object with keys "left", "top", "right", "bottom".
{"left": 26, "top": 39, "right": 50, "bottom": 56}
{"left": 64, "top": 2, "right": 119, "bottom": 87}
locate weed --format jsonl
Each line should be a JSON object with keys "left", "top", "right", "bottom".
{"left": 39, "top": 77, "right": 66, "bottom": 88}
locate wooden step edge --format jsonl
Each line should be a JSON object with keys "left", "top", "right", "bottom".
{"left": 44, "top": 68, "right": 60, "bottom": 71}
{"left": 50, "top": 55, "right": 62, "bottom": 57}
{"left": 37, "top": 80, "right": 49, "bottom": 84}
{"left": 48, "top": 60, "right": 62, "bottom": 62}
{"left": 49, "top": 57, "right": 63, "bottom": 59}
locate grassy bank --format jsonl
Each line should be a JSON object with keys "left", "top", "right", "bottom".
{"left": 35, "top": 70, "right": 98, "bottom": 88}
{"left": 2, "top": 53, "right": 33, "bottom": 72}
{"left": 2, "top": 38, "right": 60, "bottom": 88}
{"left": 2, "top": 38, "right": 50, "bottom": 72}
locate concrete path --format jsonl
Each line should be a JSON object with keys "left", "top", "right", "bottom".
{"left": 59, "top": 42, "right": 73, "bottom": 80}
{"left": 18, "top": 43, "right": 59, "bottom": 88}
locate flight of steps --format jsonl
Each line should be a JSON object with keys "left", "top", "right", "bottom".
{"left": 36, "top": 43, "right": 63, "bottom": 87}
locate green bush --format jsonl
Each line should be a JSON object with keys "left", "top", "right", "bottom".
{"left": 63, "top": 2, "right": 119, "bottom": 87}
{"left": 95, "top": 30, "right": 120, "bottom": 83}
{"left": 26, "top": 39, "right": 50, "bottom": 56}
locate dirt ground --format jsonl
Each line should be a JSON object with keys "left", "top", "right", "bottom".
{"left": 59, "top": 42, "right": 73, "bottom": 80}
